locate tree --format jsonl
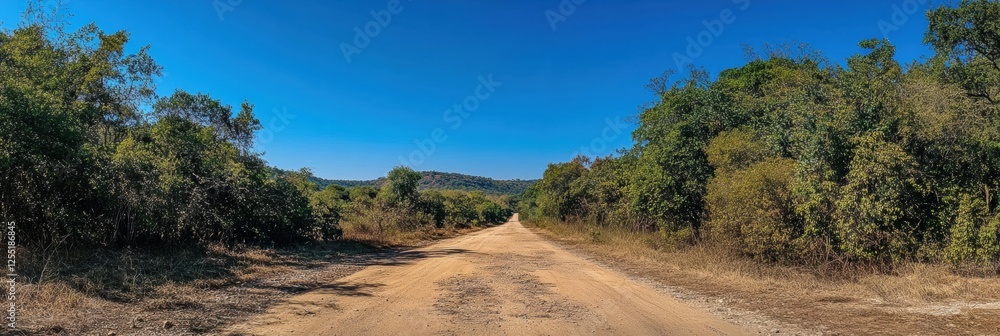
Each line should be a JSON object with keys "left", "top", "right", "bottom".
{"left": 380, "top": 166, "right": 422, "bottom": 207}
{"left": 309, "top": 184, "right": 349, "bottom": 240}
{"left": 535, "top": 157, "right": 588, "bottom": 220}
{"left": 945, "top": 194, "right": 1000, "bottom": 268}
{"left": 926, "top": 0, "right": 1000, "bottom": 104}
{"left": 418, "top": 190, "right": 447, "bottom": 227}
{"left": 153, "top": 91, "right": 262, "bottom": 151}
{"left": 834, "top": 133, "right": 931, "bottom": 262}
{"left": 706, "top": 158, "right": 800, "bottom": 261}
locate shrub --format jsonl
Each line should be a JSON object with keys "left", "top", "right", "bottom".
{"left": 946, "top": 195, "right": 1000, "bottom": 269}
{"left": 834, "top": 133, "right": 930, "bottom": 263}
{"left": 705, "top": 129, "right": 771, "bottom": 174}
{"left": 706, "top": 158, "right": 800, "bottom": 261}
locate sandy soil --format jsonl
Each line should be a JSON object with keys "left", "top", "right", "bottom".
{"left": 228, "top": 214, "right": 752, "bottom": 335}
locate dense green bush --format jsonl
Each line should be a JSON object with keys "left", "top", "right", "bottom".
{"left": 336, "top": 167, "right": 512, "bottom": 239}
{"left": 706, "top": 158, "right": 800, "bottom": 261}
{"left": 833, "top": 133, "right": 931, "bottom": 262}
{"left": 520, "top": 0, "right": 1000, "bottom": 270}
{"left": 0, "top": 15, "right": 511, "bottom": 248}
{"left": 0, "top": 22, "right": 324, "bottom": 246}
{"left": 946, "top": 195, "right": 1000, "bottom": 268}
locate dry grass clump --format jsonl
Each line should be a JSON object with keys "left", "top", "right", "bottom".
{"left": 15, "top": 224, "right": 484, "bottom": 335}
{"left": 525, "top": 217, "right": 1000, "bottom": 306}
{"left": 526, "top": 218, "right": 1000, "bottom": 334}
{"left": 14, "top": 239, "right": 384, "bottom": 334}
{"left": 855, "top": 264, "right": 1000, "bottom": 305}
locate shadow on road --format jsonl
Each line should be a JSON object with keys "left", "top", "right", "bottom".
{"left": 314, "top": 282, "right": 386, "bottom": 297}
{"left": 364, "top": 248, "right": 472, "bottom": 267}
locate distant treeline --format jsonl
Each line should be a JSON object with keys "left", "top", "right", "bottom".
{"left": 281, "top": 170, "right": 537, "bottom": 196}
{"left": 521, "top": 0, "right": 999, "bottom": 271}
{"left": 0, "top": 11, "right": 511, "bottom": 248}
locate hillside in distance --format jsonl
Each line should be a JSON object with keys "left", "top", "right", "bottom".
{"left": 319, "top": 171, "right": 537, "bottom": 195}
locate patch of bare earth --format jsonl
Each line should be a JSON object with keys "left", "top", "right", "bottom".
{"left": 232, "top": 217, "right": 751, "bottom": 335}
{"left": 434, "top": 275, "right": 502, "bottom": 323}
{"left": 431, "top": 252, "right": 594, "bottom": 330}
{"left": 526, "top": 221, "right": 1000, "bottom": 336}
{"left": 479, "top": 253, "right": 591, "bottom": 322}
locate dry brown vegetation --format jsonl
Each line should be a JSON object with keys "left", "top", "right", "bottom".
{"left": 525, "top": 218, "right": 1000, "bottom": 335}
{"left": 14, "top": 226, "right": 483, "bottom": 335}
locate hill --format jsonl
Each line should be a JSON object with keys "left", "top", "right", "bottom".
{"left": 320, "top": 171, "right": 536, "bottom": 195}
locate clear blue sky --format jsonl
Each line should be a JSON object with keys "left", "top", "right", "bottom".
{"left": 1, "top": 0, "right": 933, "bottom": 180}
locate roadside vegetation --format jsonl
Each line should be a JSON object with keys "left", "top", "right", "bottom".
{"left": 0, "top": 4, "right": 513, "bottom": 249}
{"left": 526, "top": 217, "right": 1000, "bottom": 335}
{"left": 0, "top": 4, "right": 514, "bottom": 333}
{"left": 303, "top": 170, "right": 537, "bottom": 196}
{"left": 522, "top": 0, "right": 1000, "bottom": 274}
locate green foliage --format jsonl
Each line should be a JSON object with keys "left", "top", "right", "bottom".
{"left": 520, "top": 1, "right": 1000, "bottom": 271}
{"left": 945, "top": 195, "right": 1000, "bottom": 268}
{"left": 348, "top": 186, "right": 379, "bottom": 202}
{"left": 575, "top": 155, "right": 639, "bottom": 229}
{"left": 0, "top": 18, "right": 321, "bottom": 246}
{"left": 706, "top": 156, "right": 800, "bottom": 261}
{"left": 629, "top": 80, "right": 714, "bottom": 233}
{"left": 535, "top": 158, "right": 588, "bottom": 220}
{"left": 107, "top": 98, "right": 320, "bottom": 245}
{"left": 152, "top": 90, "right": 262, "bottom": 151}
{"left": 417, "top": 190, "right": 447, "bottom": 227}
{"left": 982, "top": 215, "right": 1000, "bottom": 266}
{"left": 337, "top": 172, "right": 512, "bottom": 239}
{"left": 926, "top": 0, "right": 1000, "bottom": 104}
{"left": 440, "top": 190, "right": 481, "bottom": 228}
{"left": 312, "top": 171, "right": 536, "bottom": 196}
{"left": 477, "top": 202, "right": 508, "bottom": 225}
{"left": 833, "top": 133, "right": 931, "bottom": 262}
{"left": 0, "top": 11, "right": 515, "bottom": 249}
{"left": 380, "top": 166, "right": 421, "bottom": 206}
{"left": 704, "top": 129, "right": 771, "bottom": 174}
{"left": 309, "top": 184, "right": 349, "bottom": 240}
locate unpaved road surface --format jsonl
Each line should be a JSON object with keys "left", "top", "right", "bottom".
{"left": 230, "top": 215, "right": 750, "bottom": 335}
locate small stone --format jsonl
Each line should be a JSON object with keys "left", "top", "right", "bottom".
{"left": 107, "top": 332, "right": 117, "bottom": 336}
{"left": 163, "top": 321, "right": 175, "bottom": 330}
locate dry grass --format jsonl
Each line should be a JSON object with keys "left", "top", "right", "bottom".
{"left": 15, "top": 224, "right": 489, "bottom": 335}
{"left": 525, "top": 218, "right": 1000, "bottom": 335}
{"left": 15, "top": 240, "right": 379, "bottom": 335}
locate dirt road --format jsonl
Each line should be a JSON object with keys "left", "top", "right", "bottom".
{"left": 230, "top": 214, "right": 751, "bottom": 335}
